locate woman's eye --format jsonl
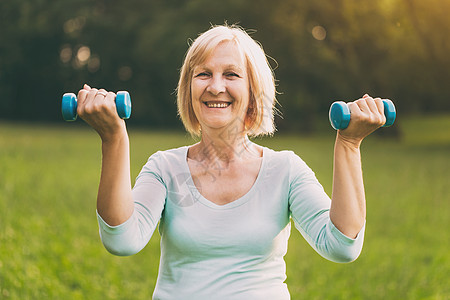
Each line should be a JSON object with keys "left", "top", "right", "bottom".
{"left": 195, "top": 72, "right": 209, "bottom": 78}
{"left": 226, "top": 72, "right": 240, "bottom": 78}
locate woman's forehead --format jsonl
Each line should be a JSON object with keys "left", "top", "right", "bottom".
{"left": 195, "top": 41, "right": 246, "bottom": 70}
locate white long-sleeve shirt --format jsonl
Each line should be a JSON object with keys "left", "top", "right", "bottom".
{"left": 97, "top": 145, "right": 365, "bottom": 299}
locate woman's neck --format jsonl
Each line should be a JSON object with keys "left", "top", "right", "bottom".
{"left": 190, "top": 129, "right": 259, "bottom": 164}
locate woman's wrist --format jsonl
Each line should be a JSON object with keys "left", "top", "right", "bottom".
{"left": 100, "top": 123, "right": 128, "bottom": 145}
{"left": 335, "top": 132, "right": 362, "bottom": 150}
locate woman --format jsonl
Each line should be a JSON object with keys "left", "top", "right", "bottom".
{"left": 76, "top": 25, "right": 387, "bottom": 299}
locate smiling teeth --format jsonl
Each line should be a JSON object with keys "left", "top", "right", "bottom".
{"left": 206, "top": 102, "right": 229, "bottom": 108}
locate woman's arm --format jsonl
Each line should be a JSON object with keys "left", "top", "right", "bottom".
{"left": 288, "top": 150, "right": 365, "bottom": 263}
{"left": 97, "top": 131, "right": 134, "bottom": 225}
{"left": 77, "top": 84, "right": 134, "bottom": 225}
{"left": 330, "top": 94, "right": 387, "bottom": 238}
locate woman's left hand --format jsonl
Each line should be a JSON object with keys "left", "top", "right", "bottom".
{"left": 337, "top": 94, "right": 387, "bottom": 147}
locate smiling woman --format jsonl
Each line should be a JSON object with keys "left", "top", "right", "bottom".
{"left": 71, "top": 24, "right": 390, "bottom": 300}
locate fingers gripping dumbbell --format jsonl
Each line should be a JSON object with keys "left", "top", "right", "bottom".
{"left": 329, "top": 99, "right": 396, "bottom": 130}
{"left": 61, "top": 91, "right": 132, "bottom": 121}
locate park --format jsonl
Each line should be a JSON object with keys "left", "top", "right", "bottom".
{"left": 0, "top": 0, "right": 449, "bottom": 299}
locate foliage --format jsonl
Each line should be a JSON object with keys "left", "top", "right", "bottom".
{"left": 0, "top": 117, "right": 449, "bottom": 299}
{"left": 1, "top": 0, "right": 450, "bottom": 132}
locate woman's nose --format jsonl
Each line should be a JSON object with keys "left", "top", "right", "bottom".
{"left": 206, "top": 75, "right": 226, "bottom": 95}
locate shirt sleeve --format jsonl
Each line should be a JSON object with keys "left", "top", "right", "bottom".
{"left": 287, "top": 151, "right": 365, "bottom": 263}
{"left": 97, "top": 151, "right": 167, "bottom": 256}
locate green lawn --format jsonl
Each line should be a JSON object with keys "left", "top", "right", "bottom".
{"left": 0, "top": 115, "right": 449, "bottom": 299}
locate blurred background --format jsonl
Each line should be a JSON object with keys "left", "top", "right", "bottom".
{"left": 1, "top": 0, "right": 450, "bottom": 133}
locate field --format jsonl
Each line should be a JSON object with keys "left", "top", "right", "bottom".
{"left": 0, "top": 115, "right": 449, "bottom": 299}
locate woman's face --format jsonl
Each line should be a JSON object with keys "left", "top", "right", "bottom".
{"left": 191, "top": 41, "right": 250, "bottom": 135}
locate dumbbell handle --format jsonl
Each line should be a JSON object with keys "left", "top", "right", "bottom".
{"left": 329, "top": 99, "right": 396, "bottom": 130}
{"left": 61, "top": 91, "right": 132, "bottom": 121}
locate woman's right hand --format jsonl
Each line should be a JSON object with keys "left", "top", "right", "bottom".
{"left": 77, "top": 84, "right": 127, "bottom": 142}
{"left": 77, "top": 84, "right": 133, "bottom": 225}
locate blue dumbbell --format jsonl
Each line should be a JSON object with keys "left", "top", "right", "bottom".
{"left": 329, "top": 99, "right": 396, "bottom": 130}
{"left": 61, "top": 91, "right": 132, "bottom": 121}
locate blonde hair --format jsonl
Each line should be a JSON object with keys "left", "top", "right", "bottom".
{"left": 177, "top": 24, "right": 277, "bottom": 137}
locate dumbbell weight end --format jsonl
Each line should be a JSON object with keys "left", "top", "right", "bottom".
{"left": 329, "top": 101, "right": 350, "bottom": 130}
{"left": 382, "top": 100, "right": 396, "bottom": 127}
{"left": 115, "top": 91, "right": 132, "bottom": 120}
{"left": 62, "top": 93, "right": 78, "bottom": 121}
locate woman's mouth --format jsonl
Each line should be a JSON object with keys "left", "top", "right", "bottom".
{"left": 204, "top": 101, "right": 231, "bottom": 108}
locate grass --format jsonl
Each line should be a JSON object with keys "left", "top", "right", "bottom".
{"left": 0, "top": 115, "right": 449, "bottom": 299}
